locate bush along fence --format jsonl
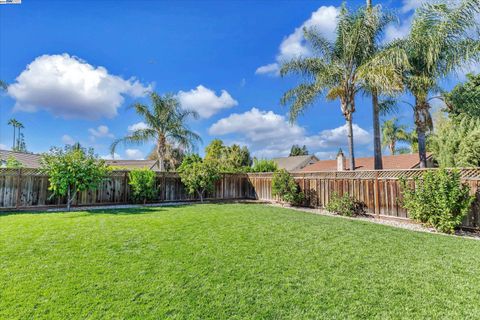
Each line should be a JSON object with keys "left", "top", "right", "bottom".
{"left": 0, "top": 168, "right": 254, "bottom": 210}
{"left": 248, "top": 168, "right": 480, "bottom": 229}
{"left": 1, "top": 167, "right": 479, "bottom": 229}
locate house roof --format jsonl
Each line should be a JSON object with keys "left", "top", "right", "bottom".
{"left": 0, "top": 150, "right": 161, "bottom": 171}
{"left": 301, "top": 153, "right": 433, "bottom": 172}
{"left": 0, "top": 150, "right": 42, "bottom": 168}
{"left": 105, "top": 159, "right": 160, "bottom": 171}
{"left": 271, "top": 155, "right": 319, "bottom": 171}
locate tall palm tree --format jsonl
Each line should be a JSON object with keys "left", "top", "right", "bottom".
{"left": 393, "top": 0, "right": 480, "bottom": 167}
{"left": 7, "top": 118, "right": 18, "bottom": 150}
{"left": 16, "top": 121, "right": 24, "bottom": 150}
{"left": 111, "top": 92, "right": 201, "bottom": 171}
{"left": 381, "top": 118, "right": 409, "bottom": 155}
{"left": 280, "top": 5, "right": 403, "bottom": 170}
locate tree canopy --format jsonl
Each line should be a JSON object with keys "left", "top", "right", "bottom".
{"left": 289, "top": 145, "right": 309, "bottom": 156}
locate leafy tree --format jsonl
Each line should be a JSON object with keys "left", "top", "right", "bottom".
{"left": 41, "top": 146, "right": 110, "bottom": 211}
{"left": 381, "top": 118, "right": 409, "bottom": 155}
{"left": 431, "top": 115, "right": 480, "bottom": 167}
{"left": 111, "top": 92, "right": 201, "bottom": 171}
{"left": 128, "top": 168, "right": 157, "bottom": 204}
{"left": 400, "top": 169, "right": 474, "bottom": 233}
{"left": 271, "top": 169, "right": 304, "bottom": 206}
{"left": 444, "top": 73, "right": 480, "bottom": 119}
{"left": 280, "top": 5, "right": 402, "bottom": 170}
{"left": 289, "top": 144, "right": 309, "bottom": 156}
{"left": 178, "top": 155, "right": 220, "bottom": 202}
{"left": 251, "top": 159, "right": 278, "bottom": 172}
{"left": 204, "top": 140, "right": 252, "bottom": 172}
{"left": 390, "top": 0, "right": 480, "bottom": 167}
{"left": 5, "top": 155, "right": 23, "bottom": 168}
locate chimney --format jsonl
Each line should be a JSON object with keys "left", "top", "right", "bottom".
{"left": 336, "top": 148, "right": 345, "bottom": 171}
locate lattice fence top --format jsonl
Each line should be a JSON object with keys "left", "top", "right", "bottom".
{"left": 247, "top": 168, "right": 480, "bottom": 180}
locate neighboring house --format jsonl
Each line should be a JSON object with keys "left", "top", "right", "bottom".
{"left": 105, "top": 159, "right": 161, "bottom": 171}
{"left": 0, "top": 150, "right": 42, "bottom": 168}
{"left": 0, "top": 149, "right": 161, "bottom": 171}
{"left": 271, "top": 155, "right": 319, "bottom": 172}
{"left": 301, "top": 149, "right": 435, "bottom": 172}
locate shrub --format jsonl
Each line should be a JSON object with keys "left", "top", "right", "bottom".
{"left": 128, "top": 168, "right": 157, "bottom": 204}
{"left": 41, "top": 146, "right": 110, "bottom": 211}
{"left": 6, "top": 155, "right": 23, "bottom": 168}
{"left": 326, "top": 192, "right": 366, "bottom": 217}
{"left": 400, "top": 169, "right": 474, "bottom": 233}
{"left": 271, "top": 169, "right": 304, "bottom": 206}
{"left": 251, "top": 159, "right": 278, "bottom": 173}
{"left": 178, "top": 155, "right": 221, "bottom": 202}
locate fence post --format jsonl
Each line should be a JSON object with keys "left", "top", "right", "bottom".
{"left": 222, "top": 173, "right": 226, "bottom": 199}
{"left": 374, "top": 171, "right": 380, "bottom": 218}
{"left": 15, "top": 168, "right": 22, "bottom": 209}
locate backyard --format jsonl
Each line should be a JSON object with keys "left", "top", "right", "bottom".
{"left": 1, "top": 203, "right": 480, "bottom": 319}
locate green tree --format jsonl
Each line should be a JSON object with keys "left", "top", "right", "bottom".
{"left": 41, "top": 146, "right": 110, "bottom": 211}
{"left": 147, "top": 144, "right": 185, "bottom": 171}
{"left": 251, "top": 159, "right": 278, "bottom": 173}
{"left": 444, "top": 73, "right": 480, "bottom": 119}
{"left": 289, "top": 144, "right": 309, "bottom": 156}
{"left": 128, "top": 168, "right": 157, "bottom": 204}
{"left": 431, "top": 115, "right": 480, "bottom": 167}
{"left": 204, "top": 140, "right": 252, "bottom": 172}
{"left": 381, "top": 118, "right": 409, "bottom": 155}
{"left": 205, "top": 139, "right": 225, "bottom": 161}
{"left": 391, "top": 0, "right": 480, "bottom": 167}
{"left": 111, "top": 92, "right": 201, "bottom": 171}
{"left": 280, "top": 5, "right": 402, "bottom": 170}
{"left": 178, "top": 155, "right": 220, "bottom": 202}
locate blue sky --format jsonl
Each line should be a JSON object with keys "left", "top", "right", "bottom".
{"left": 0, "top": 0, "right": 476, "bottom": 160}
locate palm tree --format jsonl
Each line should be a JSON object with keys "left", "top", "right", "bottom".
{"left": 7, "top": 118, "right": 18, "bottom": 150}
{"left": 16, "top": 121, "right": 24, "bottom": 150}
{"left": 381, "top": 118, "right": 409, "bottom": 155}
{"left": 280, "top": 5, "right": 403, "bottom": 170}
{"left": 111, "top": 92, "right": 201, "bottom": 171}
{"left": 393, "top": 0, "right": 480, "bottom": 167}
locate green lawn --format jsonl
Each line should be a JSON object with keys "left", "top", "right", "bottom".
{"left": 1, "top": 204, "right": 480, "bottom": 319}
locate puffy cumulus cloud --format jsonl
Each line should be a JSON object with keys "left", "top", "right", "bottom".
{"left": 208, "top": 108, "right": 371, "bottom": 158}
{"left": 0, "top": 144, "right": 9, "bottom": 150}
{"left": 125, "top": 148, "right": 144, "bottom": 160}
{"left": 384, "top": 17, "right": 412, "bottom": 42}
{"left": 401, "top": 0, "right": 428, "bottom": 13}
{"left": 256, "top": 6, "right": 339, "bottom": 76}
{"left": 128, "top": 121, "right": 149, "bottom": 132}
{"left": 61, "top": 134, "right": 75, "bottom": 145}
{"left": 177, "top": 85, "right": 238, "bottom": 118}
{"left": 88, "top": 125, "right": 114, "bottom": 139}
{"left": 8, "top": 54, "right": 151, "bottom": 120}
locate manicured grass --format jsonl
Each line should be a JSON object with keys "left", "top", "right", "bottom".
{"left": 1, "top": 204, "right": 480, "bottom": 319}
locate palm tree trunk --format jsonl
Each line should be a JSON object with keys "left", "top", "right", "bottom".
{"left": 366, "top": 0, "right": 372, "bottom": 7}
{"left": 17, "top": 127, "right": 21, "bottom": 150}
{"left": 12, "top": 126, "right": 16, "bottom": 150}
{"left": 414, "top": 96, "right": 428, "bottom": 168}
{"left": 346, "top": 114, "right": 356, "bottom": 171}
{"left": 372, "top": 92, "right": 383, "bottom": 169}
{"left": 157, "top": 135, "right": 166, "bottom": 172}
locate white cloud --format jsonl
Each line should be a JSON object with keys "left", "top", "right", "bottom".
{"left": 125, "top": 148, "right": 144, "bottom": 160}
{"left": 61, "top": 134, "right": 75, "bottom": 145}
{"left": 101, "top": 153, "right": 120, "bottom": 160}
{"left": 255, "top": 63, "right": 280, "bottom": 76}
{"left": 0, "top": 144, "right": 9, "bottom": 150}
{"left": 209, "top": 107, "right": 370, "bottom": 158}
{"left": 88, "top": 125, "right": 114, "bottom": 140}
{"left": 401, "top": 0, "right": 428, "bottom": 13}
{"left": 177, "top": 85, "right": 238, "bottom": 118}
{"left": 256, "top": 6, "right": 339, "bottom": 76}
{"left": 8, "top": 53, "right": 151, "bottom": 120}
{"left": 128, "top": 121, "right": 149, "bottom": 132}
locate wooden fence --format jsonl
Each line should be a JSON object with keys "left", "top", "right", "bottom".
{"left": 1, "top": 167, "right": 480, "bottom": 229}
{"left": 247, "top": 168, "right": 480, "bottom": 229}
{"left": 0, "top": 168, "right": 254, "bottom": 210}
